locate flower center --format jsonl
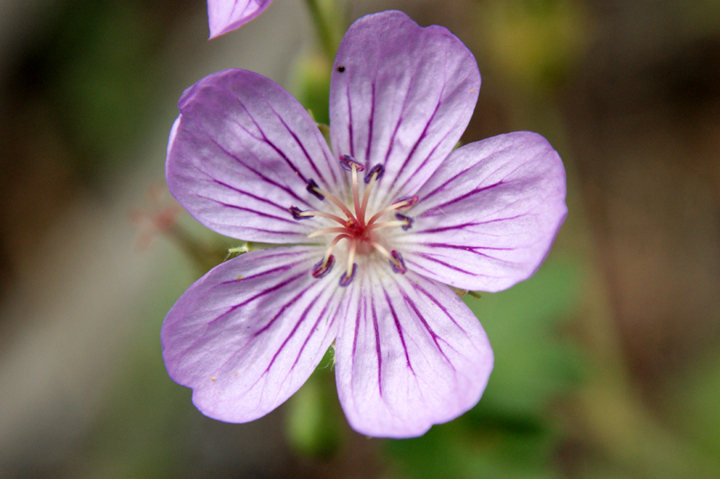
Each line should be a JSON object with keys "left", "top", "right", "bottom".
{"left": 288, "top": 155, "right": 417, "bottom": 286}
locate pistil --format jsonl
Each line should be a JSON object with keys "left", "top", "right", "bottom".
{"left": 290, "top": 157, "right": 415, "bottom": 285}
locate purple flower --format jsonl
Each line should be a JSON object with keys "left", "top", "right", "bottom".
{"left": 163, "top": 11, "right": 567, "bottom": 438}
{"left": 207, "top": 0, "right": 273, "bottom": 39}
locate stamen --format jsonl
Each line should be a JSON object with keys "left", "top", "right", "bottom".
{"left": 364, "top": 164, "right": 384, "bottom": 184}
{"left": 324, "top": 234, "right": 349, "bottom": 262}
{"left": 366, "top": 220, "right": 408, "bottom": 231}
{"left": 370, "top": 241, "right": 392, "bottom": 259}
{"left": 289, "top": 207, "right": 347, "bottom": 225}
{"left": 312, "top": 255, "right": 335, "bottom": 278}
{"left": 391, "top": 195, "right": 419, "bottom": 209}
{"left": 308, "top": 227, "right": 347, "bottom": 238}
{"left": 389, "top": 250, "right": 407, "bottom": 274}
{"left": 366, "top": 195, "right": 419, "bottom": 226}
{"left": 306, "top": 179, "right": 324, "bottom": 200}
{"left": 351, "top": 164, "right": 360, "bottom": 221}
{"left": 394, "top": 213, "right": 414, "bottom": 230}
{"left": 339, "top": 263, "right": 357, "bottom": 287}
{"left": 312, "top": 186, "right": 355, "bottom": 219}
{"left": 339, "top": 154, "right": 365, "bottom": 171}
{"left": 289, "top": 206, "right": 312, "bottom": 220}
{"left": 359, "top": 165, "right": 383, "bottom": 224}
{"left": 347, "top": 239, "right": 358, "bottom": 273}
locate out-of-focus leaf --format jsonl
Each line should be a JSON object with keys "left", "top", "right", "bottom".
{"left": 285, "top": 348, "right": 342, "bottom": 459}
{"left": 291, "top": 52, "right": 332, "bottom": 126}
{"left": 668, "top": 351, "right": 720, "bottom": 470}
{"left": 466, "top": 254, "right": 584, "bottom": 420}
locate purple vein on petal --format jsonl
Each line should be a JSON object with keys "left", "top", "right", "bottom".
{"left": 264, "top": 293, "right": 322, "bottom": 376}
{"left": 210, "top": 178, "right": 292, "bottom": 213}
{"left": 388, "top": 89, "right": 444, "bottom": 194}
{"left": 236, "top": 293, "right": 322, "bottom": 404}
{"left": 178, "top": 270, "right": 308, "bottom": 359}
{"left": 399, "top": 288, "right": 454, "bottom": 368}
{"left": 292, "top": 301, "right": 333, "bottom": 372}
{"left": 380, "top": 67, "right": 418, "bottom": 170}
{"left": 365, "top": 83, "right": 375, "bottom": 163}
{"left": 268, "top": 104, "right": 334, "bottom": 186}
{"left": 218, "top": 258, "right": 301, "bottom": 286}
{"left": 419, "top": 244, "right": 521, "bottom": 265}
{"left": 206, "top": 138, "right": 313, "bottom": 208}
{"left": 420, "top": 181, "right": 505, "bottom": 216}
{"left": 418, "top": 143, "right": 516, "bottom": 203}
{"left": 253, "top": 278, "right": 317, "bottom": 337}
{"left": 412, "top": 253, "right": 481, "bottom": 276}
{"left": 414, "top": 216, "right": 526, "bottom": 234}
{"left": 382, "top": 288, "right": 414, "bottom": 375}
{"left": 207, "top": 271, "right": 306, "bottom": 329}
{"left": 371, "top": 293, "right": 383, "bottom": 398}
{"left": 197, "top": 194, "right": 297, "bottom": 224}
{"left": 345, "top": 87, "right": 355, "bottom": 158}
{"left": 391, "top": 118, "right": 453, "bottom": 198}
{"left": 401, "top": 258, "right": 436, "bottom": 277}
{"left": 351, "top": 281, "right": 362, "bottom": 367}
{"left": 408, "top": 281, "right": 468, "bottom": 336}
{"left": 234, "top": 96, "right": 312, "bottom": 185}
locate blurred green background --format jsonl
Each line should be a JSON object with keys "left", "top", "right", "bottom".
{"left": 1, "top": 0, "right": 719, "bottom": 478}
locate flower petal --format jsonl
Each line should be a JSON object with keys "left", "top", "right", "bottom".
{"left": 334, "top": 264, "right": 493, "bottom": 438}
{"left": 329, "top": 11, "right": 480, "bottom": 209}
{"left": 398, "top": 132, "right": 567, "bottom": 292}
{"left": 162, "top": 246, "right": 344, "bottom": 423}
{"left": 207, "top": 0, "right": 273, "bottom": 39}
{"left": 166, "top": 69, "right": 343, "bottom": 243}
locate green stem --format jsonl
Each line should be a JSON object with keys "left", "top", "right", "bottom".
{"left": 305, "top": 0, "right": 341, "bottom": 60}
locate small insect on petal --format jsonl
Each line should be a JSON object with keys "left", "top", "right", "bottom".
{"left": 339, "top": 155, "right": 365, "bottom": 172}
{"left": 312, "top": 255, "right": 335, "bottom": 278}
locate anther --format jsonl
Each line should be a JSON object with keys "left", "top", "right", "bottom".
{"left": 395, "top": 213, "right": 414, "bottom": 230}
{"left": 306, "top": 179, "right": 324, "bottom": 200}
{"left": 364, "top": 164, "right": 384, "bottom": 183}
{"left": 339, "top": 155, "right": 365, "bottom": 172}
{"left": 389, "top": 250, "right": 407, "bottom": 274}
{"left": 391, "top": 195, "right": 419, "bottom": 209}
{"left": 312, "top": 255, "right": 335, "bottom": 278}
{"left": 339, "top": 263, "right": 357, "bottom": 287}
{"left": 289, "top": 206, "right": 313, "bottom": 220}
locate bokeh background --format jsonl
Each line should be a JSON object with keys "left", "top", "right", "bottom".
{"left": 1, "top": 0, "right": 719, "bottom": 477}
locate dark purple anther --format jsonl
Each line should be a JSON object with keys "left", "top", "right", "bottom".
{"left": 392, "top": 195, "right": 419, "bottom": 209}
{"left": 289, "top": 206, "right": 312, "bottom": 220}
{"left": 339, "top": 154, "right": 365, "bottom": 172}
{"left": 364, "top": 164, "right": 385, "bottom": 183}
{"left": 339, "top": 263, "right": 357, "bottom": 287}
{"left": 395, "top": 213, "right": 414, "bottom": 230}
{"left": 390, "top": 250, "right": 407, "bottom": 274}
{"left": 306, "top": 179, "right": 324, "bottom": 200}
{"left": 312, "top": 255, "right": 335, "bottom": 278}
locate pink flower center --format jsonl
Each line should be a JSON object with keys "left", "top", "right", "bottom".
{"left": 289, "top": 155, "right": 416, "bottom": 286}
